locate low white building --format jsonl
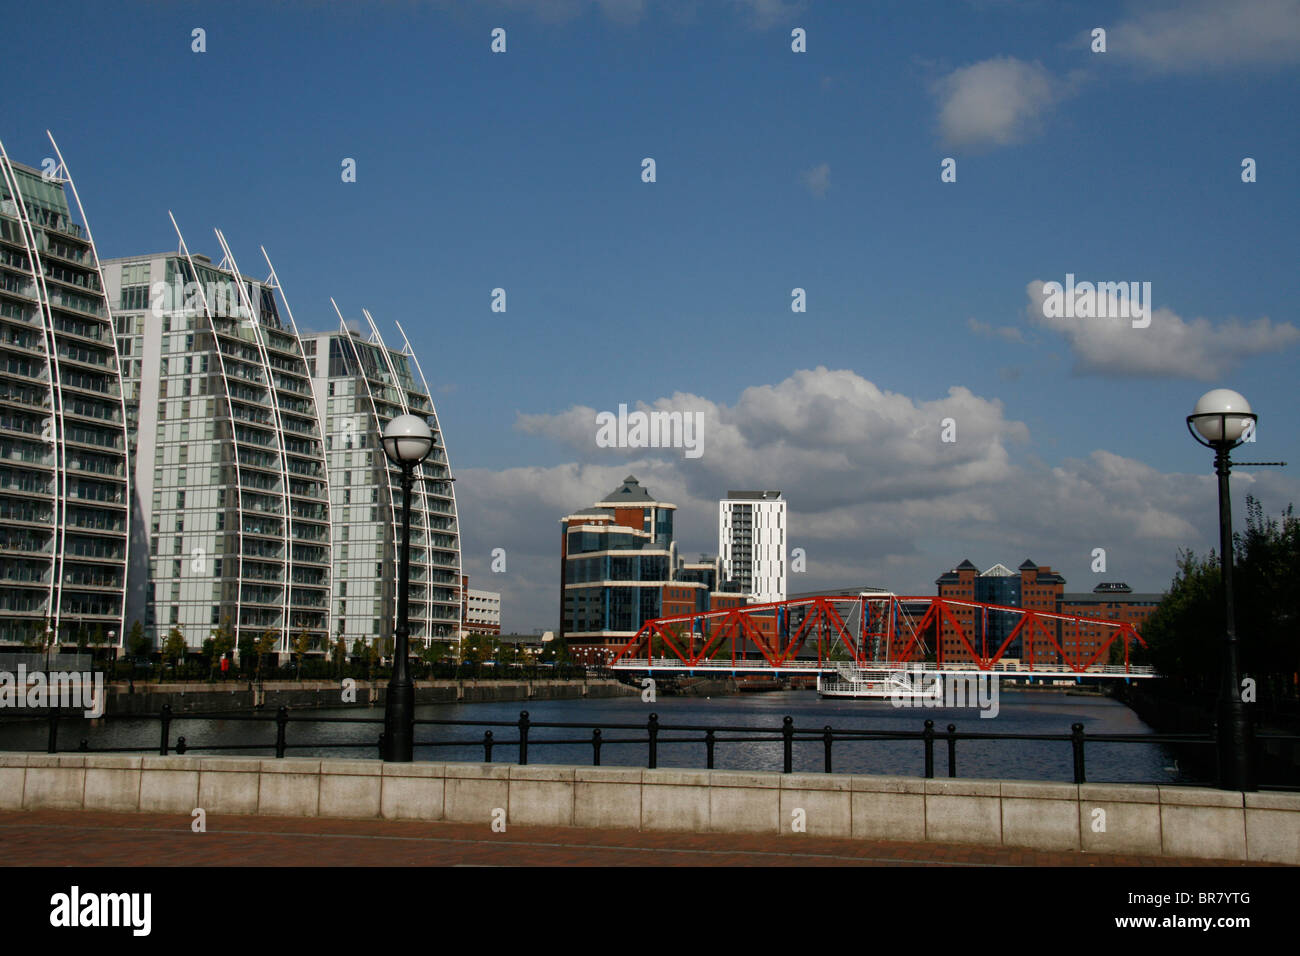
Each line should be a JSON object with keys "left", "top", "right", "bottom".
{"left": 465, "top": 588, "right": 501, "bottom": 636}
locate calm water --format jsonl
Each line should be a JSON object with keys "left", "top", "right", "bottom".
{"left": 0, "top": 688, "right": 1195, "bottom": 784}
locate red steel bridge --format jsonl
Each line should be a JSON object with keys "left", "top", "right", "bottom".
{"left": 609, "top": 593, "right": 1155, "bottom": 679}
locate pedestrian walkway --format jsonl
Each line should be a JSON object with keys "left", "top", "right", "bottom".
{"left": 0, "top": 810, "right": 1275, "bottom": 866}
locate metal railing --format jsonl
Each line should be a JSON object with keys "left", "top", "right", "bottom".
{"left": 8, "top": 706, "right": 1298, "bottom": 788}
{"left": 615, "top": 657, "right": 1158, "bottom": 676}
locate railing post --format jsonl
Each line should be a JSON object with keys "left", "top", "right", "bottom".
{"left": 705, "top": 728, "right": 715, "bottom": 770}
{"left": 591, "top": 728, "right": 602, "bottom": 766}
{"left": 647, "top": 713, "right": 659, "bottom": 769}
{"left": 1071, "top": 722, "right": 1086, "bottom": 783}
{"left": 176, "top": 736, "right": 187, "bottom": 755}
{"left": 823, "top": 725, "right": 833, "bottom": 774}
{"left": 781, "top": 716, "right": 795, "bottom": 774}
{"left": 78, "top": 739, "right": 88, "bottom": 753}
{"left": 923, "top": 719, "right": 935, "bottom": 778}
{"left": 483, "top": 730, "right": 494, "bottom": 762}
{"left": 159, "top": 704, "right": 172, "bottom": 756}
{"left": 518, "top": 710, "right": 530, "bottom": 765}
{"left": 46, "top": 712, "right": 58, "bottom": 754}
{"left": 946, "top": 723, "right": 957, "bottom": 778}
{"left": 275, "top": 705, "right": 289, "bottom": 758}
{"left": 377, "top": 733, "right": 385, "bottom": 759}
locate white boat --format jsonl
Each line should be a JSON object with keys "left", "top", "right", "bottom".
{"left": 817, "top": 664, "right": 936, "bottom": 700}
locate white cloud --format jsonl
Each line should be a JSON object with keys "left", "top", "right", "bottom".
{"left": 801, "top": 162, "right": 831, "bottom": 198}
{"left": 1024, "top": 280, "right": 1300, "bottom": 379}
{"left": 731, "top": 0, "right": 807, "bottom": 30}
{"left": 969, "top": 317, "right": 1027, "bottom": 344}
{"left": 517, "top": 368, "right": 1029, "bottom": 508}
{"left": 1110, "top": 0, "right": 1300, "bottom": 72}
{"left": 461, "top": 0, "right": 805, "bottom": 27}
{"left": 933, "top": 57, "right": 1062, "bottom": 148}
{"left": 461, "top": 368, "right": 1300, "bottom": 631}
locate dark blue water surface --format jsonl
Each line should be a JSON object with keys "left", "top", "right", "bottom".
{"left": 0, "top": 689, "right": 1192, "bottom": 784}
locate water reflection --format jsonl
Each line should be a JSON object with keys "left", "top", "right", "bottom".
{"left": 0, "top": 689, "right": 1191, "bottom": 784}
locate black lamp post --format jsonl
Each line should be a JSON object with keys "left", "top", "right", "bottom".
{"left": 1186, "top": 388, "right": 1257, "bottom": 792}
{"left": 381, "top": 414, "right": 434, "bottom": 762}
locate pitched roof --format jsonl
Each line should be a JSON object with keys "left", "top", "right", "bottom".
{"left": 598, "top": 475, "right": 655, "bottom": 504}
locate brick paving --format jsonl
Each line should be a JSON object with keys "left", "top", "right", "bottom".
{"left": 0, "top": 810, "right": 1278, "bottom": 866}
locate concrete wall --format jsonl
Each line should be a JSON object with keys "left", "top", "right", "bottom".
{"left": 105, "top": 678, "right": 636, "bottom": 715}
{"left": 1, "top": 753, "right": 1296, "bottom": 863}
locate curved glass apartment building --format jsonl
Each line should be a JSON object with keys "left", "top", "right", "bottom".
{"left": 1, "top": 137, "right": 459, "bottom": 656}
{"left": 303, "top": 311, "right": 461, "bottom": 648}
{"left": 102, "top": 227, "right": 333, "bottom": 653}
{"left": 0, "top": 137, "right": 130, "bottom": 644}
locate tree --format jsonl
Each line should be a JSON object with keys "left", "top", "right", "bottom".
{"left": 254, "top": 629, "right": 278, "bottom": 681}
{"left": 162, "top": 627, "right": 187, "bottom": 677}
{"left": 420, "top": 642, "right": 450, "bottom": 665}
{"left": 208, "top": 619, "right": 235, "bottom": 680}
{"left": 1139, "top": 496, "right": 1299, "bottom": 704}
{"left": 462, "top": 635, "right": 498, "bottom": 666}
{"left": 127, "top": 620, "right": 150, "bottom": 659}
{"left": 292, "top": 629, "right": 313, "bottom": 678}
{"left": 334, "top": 637, "right": 348, "bottom": 675}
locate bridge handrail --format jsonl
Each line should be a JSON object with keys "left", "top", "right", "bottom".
{"left": 615, "top": 657, "right": 1157, "bottom": 676}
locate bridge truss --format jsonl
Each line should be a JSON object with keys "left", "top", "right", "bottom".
{"left": 609, "top": 594, "right": 1151, "bottom": 676}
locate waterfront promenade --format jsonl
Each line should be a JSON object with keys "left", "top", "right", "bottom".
{"left": 0, "top": 809, "right": 1270, "bottom": 867}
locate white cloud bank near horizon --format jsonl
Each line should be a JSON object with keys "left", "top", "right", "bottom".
{"left": 454, "top": 366, "right": 1298, "bottom": 631}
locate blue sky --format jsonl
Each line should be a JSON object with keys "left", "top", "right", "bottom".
{"left": 5, "top": 0, "right": 1298, "bottom": 630}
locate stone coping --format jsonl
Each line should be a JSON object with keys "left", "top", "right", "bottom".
{"left": 1, "top": 754, "right": 1295, "bottom": 863}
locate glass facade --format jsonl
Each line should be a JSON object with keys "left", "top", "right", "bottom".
{"left": 0, "top": 146, "right": 129, "bottom": 644}
{"left": 102, "top": 244, "right": 332, "bottom": 652}
{"left": 306, "top": 321, "right": 460, "bottom": 647}
{"left": 973, "top": 572, "right": 1022, "bottom": 656}
{"left": 0, "top": 144, "right": 460, "bottom": 657}
{"left": 561, "top": 477, "right": 681, "bottom": 645}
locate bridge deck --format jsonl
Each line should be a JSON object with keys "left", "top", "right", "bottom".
{"left": 611, "top": 660, "right": 1156, "bottom": 678}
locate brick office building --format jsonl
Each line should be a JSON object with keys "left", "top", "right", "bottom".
{"left": 1058, "top": 583, "right": 1161, "bottom": 664}
{"left": 934, "top": 559, "right": 1066, "bottom": 663}
{"left": 935, "top": 561, "right": 1160, "bottom": 666}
